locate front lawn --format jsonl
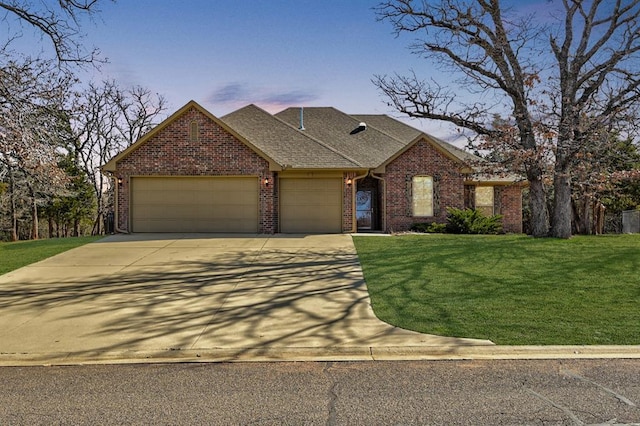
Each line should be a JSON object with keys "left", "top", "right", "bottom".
{"left": 0, "top": 236, "right": 102, "bottom": 275}
{"left": 353, "top": 234, "right": 640, "bottom": 345}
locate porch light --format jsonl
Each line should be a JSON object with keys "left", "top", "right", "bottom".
{"left": 264, "top": 177, "right": 270, "bottom": 186}
{"left": 117, "top": 177, "right": 123, "bottom": 186}
{"left": 346, "top": 178, "right": 353, "bottom": 186}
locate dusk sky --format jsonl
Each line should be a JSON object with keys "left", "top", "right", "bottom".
{"left": 18, "top": 0, "right": 558, "bottom": 141}
{"left": 87, "top": 1, "right": 425, "bottom": 119}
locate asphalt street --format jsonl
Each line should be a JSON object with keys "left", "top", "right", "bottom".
{"left": 2, "top": 359, "right": 639, "bottom": 425}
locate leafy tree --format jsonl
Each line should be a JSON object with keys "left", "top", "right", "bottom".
{"left": 43, "top": 152, "right": 95, "bottom": 237}
{"left": 0, "top": 56, "right": 73, "bottom": 240}
{"left": 600, "top": 139, "right": 640, "bottom": 213}
{"left": 375, "top": 0, "right": 640, "bottom": 238}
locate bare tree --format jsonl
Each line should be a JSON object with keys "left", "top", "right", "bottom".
{"left": 0, "top": 0, "right": 109, "bottom": 65}
{"left": 69, "top": 80, "right": 167, "bottom": 234}
{"left": 549, "top": 0, "right": 640, "bottom": 237}
{"left": 374, "top": 0, "right": 551, "bottom": 237}
{"left": 375, "top": 0, "right": 640, "bottom": 238}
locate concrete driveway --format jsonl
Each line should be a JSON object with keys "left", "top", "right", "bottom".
{"left": 0, "top": 234, "right": 492, "bottom": 364}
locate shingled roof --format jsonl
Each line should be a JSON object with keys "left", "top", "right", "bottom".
{"left": 275, "top": 107, "right": 409, "bottom": 169}
{"left": 104, "top": 99, "right": 518, "bottom": 184}
{"left": 351, "top": 114, "right": 480, "bottom": 165}
{"left": 223, "top": 105, "right": 482, "bottom": 172}
{"left": 221, "top": 104, "right": 361, "bottom": 169}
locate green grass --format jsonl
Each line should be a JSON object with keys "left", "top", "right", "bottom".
{"left": 0, "top": 236, "right": 102, "bottom": 275}
{"left": 353, "top": 234, "right": 640, "bottom": 345}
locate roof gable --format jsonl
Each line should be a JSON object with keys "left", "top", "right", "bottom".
{"left": 102, "top": 100, "right": 279, "bottom": 172}
{"left": 351, "top": 114, "right": 477, "bottom": 169}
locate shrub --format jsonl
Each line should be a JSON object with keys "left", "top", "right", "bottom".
{"left": 410, "top": 222, "right": 447, "bottom": 233}
{"left": 445, "top": 208, "right": 503, "bottom": 234}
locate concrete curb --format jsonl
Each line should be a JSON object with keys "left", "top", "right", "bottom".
{"left": 2, "top": 345, "right": 639, "bottom": 367}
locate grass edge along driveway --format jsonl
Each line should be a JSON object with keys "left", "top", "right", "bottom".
{"left": 0, "top": 236, "right": 102, "bottom": 276}
{"left": 353, "top": 234, "right": 640, "bottom": 345}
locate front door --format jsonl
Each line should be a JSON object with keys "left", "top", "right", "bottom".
{"left": 356, "top": 190, "right": 373, "bottom": 230}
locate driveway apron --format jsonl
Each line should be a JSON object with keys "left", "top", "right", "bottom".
{"left": 0, "top": 234, "right": 491, "bottom": 363}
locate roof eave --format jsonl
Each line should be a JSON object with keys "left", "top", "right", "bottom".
{"left": 464, "top": 177, "right": 528, "bottom": 186}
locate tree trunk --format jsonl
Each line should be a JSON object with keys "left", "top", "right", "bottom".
{"left": 8, "top": 168, "right": 18, "bottom": 242}
{"left": 594, "top": 203, "right": 605, "bottom": 235}
{"left": 31, "top": 200, "right": 38, "bottom": 240}
{"left": 48, "top": 216, "right": 54, "bottom": 239}
{"left": 91, "top": 213, "right": 103, "bottom": 236}
{"left": 28, "top": 183, "right": 38, "bottom": 240}
{"left": 582, "top": 197, "right": 592, "bottom": 236}
{"left": 571, "top": 198, "right": 583, "bottom": 235}
{"left": 526, "top": 167, "right": 550, "bottom": 237}
{"left": 551, "top": 171, "right": 572, "bottom": 238}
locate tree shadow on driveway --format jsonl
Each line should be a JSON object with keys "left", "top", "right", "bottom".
{"left": 0, "top": 237, "right": 453, "bottom": 361}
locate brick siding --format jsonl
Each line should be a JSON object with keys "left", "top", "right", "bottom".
{"left": 465, "top": 184, "right": 524, "bottom": 234}
{"left": 383, "top": 139, "right": 465, "bottom": 233}
{"left": 343, "top": 172, "right": 356, "bottom": 232}
{"left": 498, "top": 184, "right": 523, "bottom": 233}
{"left": 114, "top": 107, "right": 275, "bottom": 233}
{"left": 111, "top": 108, "right": 523, "bottom": 235}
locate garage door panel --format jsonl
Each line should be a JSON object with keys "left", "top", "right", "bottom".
{"left": 222, "top": 191, "right": 256, "bottom": 204}
{"left": 283, "top": 179, "right": 341, "bottom": 191}
{"left": 280, "top": 178, "right": 342, "bottom": 233}
{"left": 306, "top": 207, "right": 339, "bottom": 219}
{"left": 208, "top": 206, "right": 252, "bottom": 219}
{"left": 282, "top": 193, "right": 340, "bottom": 204}
{"left": 214, "top": 179, "right": 253, "bottom": 191}
{"left": 131, "top": 177, "right": 258, "bottom": 233}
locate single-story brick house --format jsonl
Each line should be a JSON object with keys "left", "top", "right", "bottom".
{"left": 102, "top": 100, "right": 523, "bottom": 234}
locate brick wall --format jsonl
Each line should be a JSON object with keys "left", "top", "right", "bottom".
{"left": 114, "top": 107, "right": 275, "bottom": 233}
{"left": 343, "top": 172, "right": 356, "bottom": 232}
{"left": 383, "top": 139, "right": 465, "bottom": 233}
{"left": 499, "top": 184, "right": 523, "bottom": 233}
{"left": 465, "top": 184, "right": 524, "bottom": 234}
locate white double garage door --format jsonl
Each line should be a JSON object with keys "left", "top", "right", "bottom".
{"left": 130, "top": 176, "right": 342, "bottom": 233}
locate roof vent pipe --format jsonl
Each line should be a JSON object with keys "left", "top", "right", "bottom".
{"left": 350, "top": 122, "right": 367, "bottom": 135}
{"left": 299, "top": 107, "right": 305, "bottom": 131}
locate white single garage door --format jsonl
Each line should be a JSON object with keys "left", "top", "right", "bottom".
{"left": 280, "top": 178, "right": 342, "bottom": 233}
{"left": 131, "top": 177, "right": 259, "bottom": 232}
